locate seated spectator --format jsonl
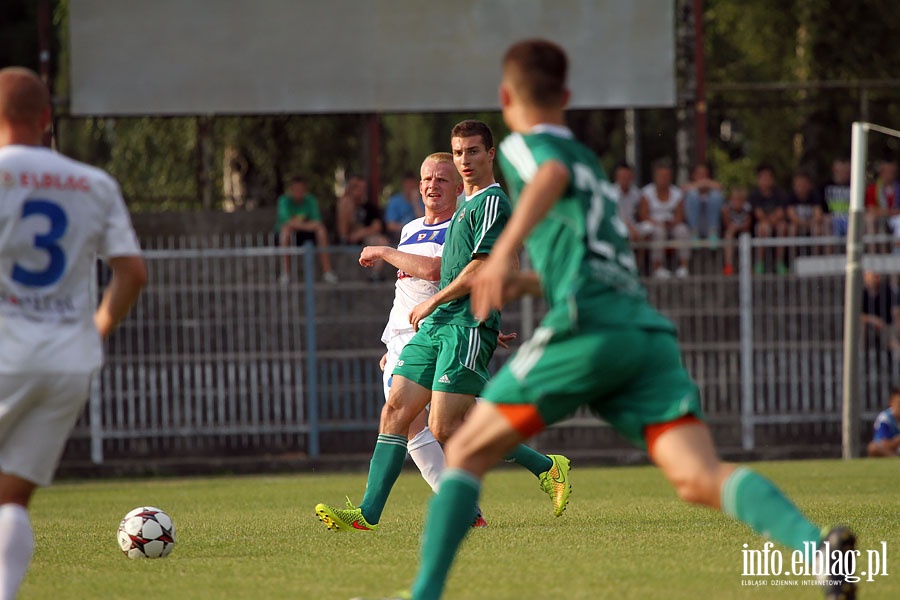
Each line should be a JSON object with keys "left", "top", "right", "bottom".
{"left": 336, "top": 174, "right": 390, "bottom": 279}
{"left": 637, "top": 158, "right": 691, "bottom": 278}
{"left": 604, "top": 162, "right": 647, "bottom": 272}
{"left": 275, "top": 176, "right": 338, "bottom": 284}
{"left": 822, "top": 157, "right": 851, "bottom": 238}
{"left": 861, "top": 270, "right": 900, "bottom": 355}
{"left": 786, "top": 169, "right": 828, "bottom": 242}
{"left": 610, "top": 161, "right": 642, "bottom": 241}
{"left": 682, "top": 163, "right": 724, "bottom": 241}
{"left": 721, "top": 186, "right": 752, "bottom": 276}
{"left": 867, "top": 387, "right": 900, "bottom": 457}
{"left": 865, "top": 158, "right": 900, "bottom": 247}
{"left": 749, "top": 163, "right": 790, "bottom": 274}
{"left": 384, "top": 171, "right": 425, "bottom": 246}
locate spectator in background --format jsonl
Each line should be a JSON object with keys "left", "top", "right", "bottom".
{"left": 749, "top": 163, "right": 790, "bottom": 274}
{"left": 861, "top": 270, "right": 900, "bottom": 355}
{"left": 275, "top": 176, "right": 339, "bottom": 284}
{"left": 637, "top": 158, "right": 691, "bottom": 278}
{"left": 786, "top": 169, "right": 828, "bottom": 240}
{"left": 865, "top": 158, "right": 900, "bottom": 244}
{"left": 610, "top": 162, "right": 642, "bottom": 240}
{"left": 822, "top": 157, "right": 851, "bottom": 238}
{"left": 682, "top": 162, "right": 724, "bottom": 241}
{"left": 720, "top": 186, "right": 752, "bottom": 276}
{"left": 336, "top": 174, "right": 390, "bottom": 279}
{"left": 867, "top": 387, "right": 900, "bottom": 457}
{"left": 384, "top": 171, "right": 426, "bottom": 246}
{"left": 606, "top": 162, "right": 647, "bottom": 273}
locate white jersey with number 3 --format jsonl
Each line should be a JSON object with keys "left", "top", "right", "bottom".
{"left": 0, "top": 145, "right": 141, "bottom": 373}
{"left": 381, "top": 216, "right": 450, "bottom": 344}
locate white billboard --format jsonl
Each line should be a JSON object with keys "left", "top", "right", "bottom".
{"left": 69, "top": 0, "right": 675, "bottom": 116}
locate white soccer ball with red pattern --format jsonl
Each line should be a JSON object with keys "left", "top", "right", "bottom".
{"left": 117, "top": 506, "right": 176, "bottom": 559}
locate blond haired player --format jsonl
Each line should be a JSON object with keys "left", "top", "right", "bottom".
{"left": 0, "top": 67, "right": 146, "bottom": 598}
{"left": 360, "top": 152, "right": 462, "bottom": 496}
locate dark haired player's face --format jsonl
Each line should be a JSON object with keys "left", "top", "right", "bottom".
{"left": 451, "top": 135, "right": 495, "bottom": 189}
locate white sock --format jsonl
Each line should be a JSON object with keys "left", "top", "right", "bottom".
{"left": 0, "top": 504, "right": 33, "bottom": 600}
{"left": 407, "top": 427, "right": 445, "bottom": 493}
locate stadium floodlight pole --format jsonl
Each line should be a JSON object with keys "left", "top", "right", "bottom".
{"left": 841, "top": 122, "right": 867, "bottom": 460}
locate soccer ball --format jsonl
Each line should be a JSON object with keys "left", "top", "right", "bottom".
{"left": 117, "top": 506, "right": 176, "bottom": 559}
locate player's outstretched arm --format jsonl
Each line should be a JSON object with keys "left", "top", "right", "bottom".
{"left": 408, "top": 256, "right": 487, "bottom": 330}
{"left": 359, "top": 245, "right": 441, "bottom": 280}
{"left": 95, "top": 255, "right": 147, "bottom": 339}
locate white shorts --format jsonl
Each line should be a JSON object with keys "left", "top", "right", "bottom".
{"left": 383, "top": 330, "right": 415, "bottom": 402}
{"left": 0, "top": 372, "right": 91, "bottom": 487}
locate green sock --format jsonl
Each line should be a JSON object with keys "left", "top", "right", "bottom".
{"left": 412, "top": 469, "right": 480, "bottom": 600}
{"left": 721, "top": 467, "right": 821, "bottom": 551}
{"left": 358, "top": 434, "right": 408, "bottom": 524}
{"left": 504, "top": 444, "right": 552, "bottom": 477}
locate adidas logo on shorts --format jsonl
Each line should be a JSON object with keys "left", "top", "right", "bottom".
{"left": 438, "top": 374, "right": 451, "bottom": 384}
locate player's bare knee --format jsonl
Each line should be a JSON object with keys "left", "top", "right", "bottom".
{"left": 0, "top": 474, "right": 37, "bottom": 507}
{"left": 380, "top": 395, "right": 418, "bottom": 434}
{"left": 429, "top": 419, "right": 459, "bottom": 444}
{"left": 671, "top": 471, "right": 719, "bottom": 507}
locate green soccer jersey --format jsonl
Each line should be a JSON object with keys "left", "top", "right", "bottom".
{"left": 498, "top": 125, "right": 674, "bottom": 333}
{"left": 429, "top": 183, "right": 511, "bottom": 331}
{"left": 275, "top": 193, "right": 322, "bottom": 231}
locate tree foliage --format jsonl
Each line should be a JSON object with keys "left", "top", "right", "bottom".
{"left": 705, "top": 0, "right": 900, "bottom": 185}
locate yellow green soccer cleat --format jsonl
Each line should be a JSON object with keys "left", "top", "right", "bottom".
{"left": 538, "top": 454, "right": 572, "bottom": 517}
{"left": 315, "top": 497, "right": 378, "bottom": 532}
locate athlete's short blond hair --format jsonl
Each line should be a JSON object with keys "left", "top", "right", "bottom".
{"left": 422, "top": 152, "right": 462, "bottom": 183}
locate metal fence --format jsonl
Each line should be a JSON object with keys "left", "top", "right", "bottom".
{"left": 64, "top": 235, "right": 899, "bottom": 467}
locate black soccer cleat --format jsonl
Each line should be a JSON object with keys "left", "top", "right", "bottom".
{"left": 822, "top": 526, "right": 857, "bottom": 600}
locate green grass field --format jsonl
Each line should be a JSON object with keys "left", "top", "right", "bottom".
{"left": 23, "top": 459, "right": 900, "bottom": 599}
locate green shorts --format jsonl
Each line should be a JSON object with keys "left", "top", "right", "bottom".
{"left": 392, "top": 319, "right": 498, "bottom": 395}
{"left": 482, "top": 325, "right": 702, "bottom": 449}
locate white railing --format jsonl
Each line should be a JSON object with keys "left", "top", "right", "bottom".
{"left": 68, "top": 236, "right": 897, "bottom": 465}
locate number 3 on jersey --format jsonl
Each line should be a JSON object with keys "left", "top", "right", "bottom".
{"left": 12, "top": 199, "right": 68, "bottom": 287}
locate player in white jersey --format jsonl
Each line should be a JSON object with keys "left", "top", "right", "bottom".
{"left": 0, "top": 67, "right": 146, "bottom": 599}
{"left": 359, "top": 152, "right": 459, "bottom": 496}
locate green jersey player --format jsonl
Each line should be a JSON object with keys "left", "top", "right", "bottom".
{"left": 372, "top": 39, "right": 856, "bottom": 600}
{"left": 315, "top": 123, "right": 572, "bottom": 536}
